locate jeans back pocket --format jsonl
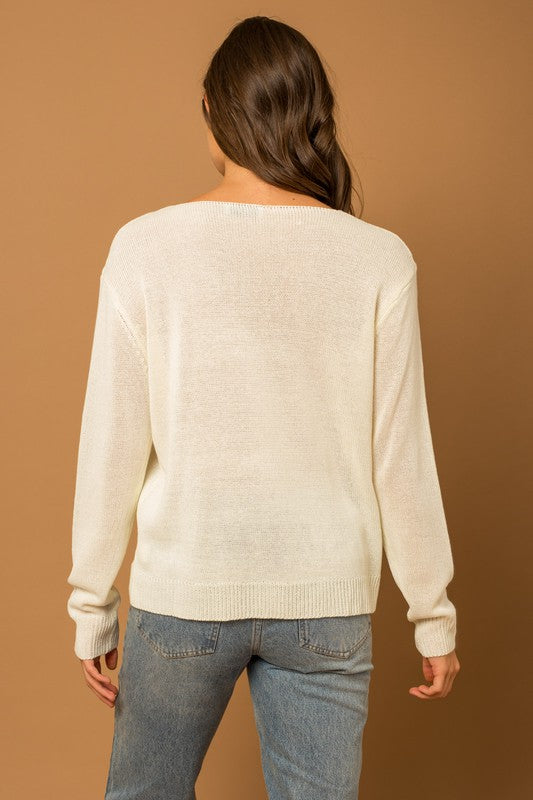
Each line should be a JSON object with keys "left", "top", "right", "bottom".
{"left": 134, "top": 607, "right": 221, "bottom": 659}
{"left": 298, "top": 613, "right": 371, "bottom": 659}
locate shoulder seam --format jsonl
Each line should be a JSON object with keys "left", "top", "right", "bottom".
{"left": 100, "top": 272, "right": 147, "bottom": 370}
{"left": 376, "top": 264, "right": 417, "bottom": 330}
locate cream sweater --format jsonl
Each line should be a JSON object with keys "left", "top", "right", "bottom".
{"left": 66, "top": 201, "right": 457, "bottom": 660}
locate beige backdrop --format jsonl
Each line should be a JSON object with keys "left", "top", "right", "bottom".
{"left": 2, "top": 1, "right": 531, "bottom": 798}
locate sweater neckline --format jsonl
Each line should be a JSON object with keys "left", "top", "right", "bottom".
{"left": 178, "top": 200, "right": 346, "bottom": 214}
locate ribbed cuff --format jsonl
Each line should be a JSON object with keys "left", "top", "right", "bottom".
{"left": 73, "top": 614, "right": 120, "bottom": 660}
{"left": 414, "top": 616, "right": 457, "bottom": 657}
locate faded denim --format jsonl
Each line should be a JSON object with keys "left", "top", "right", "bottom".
{"left": 104, "top": 604, "right": 374, "bottom": 799}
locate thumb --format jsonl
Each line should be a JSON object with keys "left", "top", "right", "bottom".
{"left": 422, "top": 657, "right": 434, "bottom": 682}
{"left": 105, "top": 647, "right": 119, "bottom": 670}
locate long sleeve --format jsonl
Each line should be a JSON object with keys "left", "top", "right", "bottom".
{"left": 372, "top": 264, "right": 457, "bottom": 657}
{"left": 66, "top": 268, "right": 152, "bottom": 660}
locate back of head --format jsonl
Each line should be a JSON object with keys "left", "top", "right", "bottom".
{"left": 201, "top": 15, "right": 362, "bottom": 216}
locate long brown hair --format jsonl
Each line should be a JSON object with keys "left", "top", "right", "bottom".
{"left": 201, "top": 16, "right": 363, "bottom": 217}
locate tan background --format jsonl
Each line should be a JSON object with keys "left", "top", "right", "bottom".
{"left": 2, "top": 1, "right": 531, "bottom": 797}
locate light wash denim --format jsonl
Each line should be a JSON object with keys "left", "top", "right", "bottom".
{"left": 104, "top": 604, "right": 374, "bottom": 799}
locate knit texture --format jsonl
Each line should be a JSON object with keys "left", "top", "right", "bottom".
{"left": 66, "top": 201, "right": 457, "bottom": 660}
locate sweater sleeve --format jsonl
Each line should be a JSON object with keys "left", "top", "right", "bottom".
{"left": 372, "top": 264, "right": 457, "bottom": 657}
{"left": 66, "top": 269, "right": 152, "bottom": 660}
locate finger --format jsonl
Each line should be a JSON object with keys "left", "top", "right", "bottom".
{"left": 417, "top": 684, "right": 442, "bottom": 697}
{"left": 85, "top": 673, "right": 118, "bottom": 704}
{"left": 411, "top": 666, "right": 459, "bottom": 698}
{"left": 85, "top": 675, "right": 118, "bottom": 698}
{"left": 425, "top": 671, "right": 446, "bottom": 695}
{"left": 106, "top": 649, "right": 118, "bottom": 670}
{"left": 87, "top": 681, "right": 116, "bottom": 708}
{"left": 434, "top": 671, "right": 452, "bottom": 697}
{"left": 445, "top": 668, "right": 460, "bottom": 695}
{"left": 409, "top": 687, "right": 436, "bottom": 700}
{"left": 91, "top": 669, "right": 113, "bottom": 686}
{"left": 85, "top": 670, "right": 118, "bottom": 697}
{"left": 409, "top": 674, "right": 446, "bottom": 699}
{"left": 445, "top": 670, "right": 457, "bottom": 695}
{"left": 422, "top": 660, "right": 434, "bottom": 683}
{"left": 83, "top": 660, "right": 113, "bottom": 684}
{"left": 442, "top": 666, "right": 460, "bottom": 696}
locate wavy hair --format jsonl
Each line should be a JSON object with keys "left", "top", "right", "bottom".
{"left": 201, "top": 16, "right": 363, "bottom": 217}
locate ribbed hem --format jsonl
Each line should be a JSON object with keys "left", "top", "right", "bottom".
{"left": 129, "top": 562, "right": 381, "bottom": 620}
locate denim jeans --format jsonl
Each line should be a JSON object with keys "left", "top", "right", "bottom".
{"left": 104, "top": 604, "right": 374, "bottom": 800}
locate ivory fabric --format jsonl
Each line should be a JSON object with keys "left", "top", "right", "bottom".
{"left": 66, "top": 201, "right": 457, "bottom": 660}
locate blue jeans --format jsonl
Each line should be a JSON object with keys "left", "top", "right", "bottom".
{"left": 104, "top": 604, "right": 374, "bottom": 799}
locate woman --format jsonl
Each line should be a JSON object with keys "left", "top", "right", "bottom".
{"left": 67, "top": 15, "right": 460, "bottom": 800}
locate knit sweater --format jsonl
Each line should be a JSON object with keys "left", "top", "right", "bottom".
{"left": 66, "top": 200, "right": 457, "bottom": 661}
